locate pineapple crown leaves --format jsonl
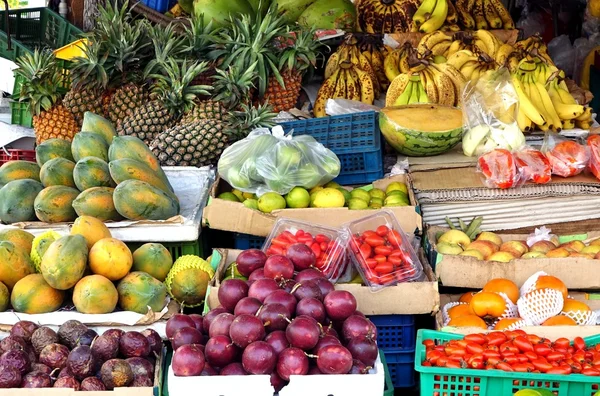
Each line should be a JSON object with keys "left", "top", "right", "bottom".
{"left": 212, "top": 62, "right": 258, "bottom": 110}
{"left": 69, "top": 40, "right": 112, "bottom": 92}
{"left": 15, "top": 50, "right": 63, "bottom": 115}
{"left": 278, "top": 27, "right": 323, "bottom": 74}
{"left": 184, "top": 13, "right": 220, "bottom": 58}
{"left": 149, "top": 59, "right": 213, "bottom": 117}
{"left": 228, "top": 103, "right": 277, "bottom": 141}
{"left": 210, "top": 5, "right": 290, "bottom": 98}
{"left": 143, "top": 22, "right": 188, "bottom": 77}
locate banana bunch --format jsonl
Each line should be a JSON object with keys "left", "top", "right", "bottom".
{"left": 454, "top": 0, "right": 514, "bottom": 30}
{"left": 513, "top": 35, "right": 554, "bottom": 66}
{"left": 447, "top": 49, "right": 497, "bottom": 81}
{"left": 413, "top": 0, "right": 449, "bottom": 33}
{"left": 359, "top": 39, "right": 388, "bottom": 90}
{"left": 417, "top": 31, "right": 452, "bottom": 57}
{"left": 512, "top": 59, "right": 592, "bottom": 132}
{"left": 386, "top": 74, "right": 429, "bottom": 107}
{"left": 316, "top": 37, "right": 378, "bottom": 117}
{"left": 383, "top": 42, "right": 414, "bottom": 82}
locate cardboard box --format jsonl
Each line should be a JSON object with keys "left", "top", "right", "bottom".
{"left": 167, "top": 353, "right": 384, "bottom": 396}
{"left": 428, "top": 226, "right": 600, "bottom": 290}
{"left": 202, "top": 175, "right": 422, "bottom": 237}
{"left": 206, "top": 249, "right": 440, "bottom": 316}
{"left": 436, "top": 293, "right": 600, "bottom": 341}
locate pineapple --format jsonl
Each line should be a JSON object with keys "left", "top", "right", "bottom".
{"left": 183, "top": 13, "right": 220, "bottom": 88}
{"left": 150, "top": 104, "right": 276, "bottom": 168}
{"left": 15, "top": 50, "right": 79, "bottom": 145}
{"left": 262, "top": 28, "right": 322, "bottom": 113}
{"left": 117, "top": 59, "right": 211, "bottom": 145}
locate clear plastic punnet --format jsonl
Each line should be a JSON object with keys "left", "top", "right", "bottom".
{"left": 345, "top": 210, "right": 423, "bottom": 292}
{"left": 261, "top": 218, "right": 350, "bottom": 283}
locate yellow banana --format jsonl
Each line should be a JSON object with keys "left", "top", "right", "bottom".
{"left": 386, "top": 73, "right": 411, "bottom": 107}
{"left": 370, "top": 48, "right": 388, "bottom": 89}
{"left": 529, "top": 78, "right": 560, "bottom": 130}
{"left": 413, "top": 0, "right": 439, "bottom": 27}
{"left": 357, "top": 49, "right": 381, "bottom": 96}
{"left": 346, "top": 68, "right": 362, "bottom": 102}
{"left": 433, "top": 63, "right": 465, "bottom": 106}
{"left": 314, "top": 68, "right": 341, "bottom": 117}
{"left": 562, "top": 119, "right": 574, "bottom": 130}
{"left": 362, "top": 50, "right": 372, "bottom": 64}
{"left": 408, "top": 80, "right": 421, "bottom": 104}
{"left": 473, "top": 0, "right": 488, "bottom": 29}
{"left": 422, "top": 68, "right": 440, "bottom": 103}
{"left": 446, "top": 0, "right": 458, "bottom": 24}
{"left": 399, "top": 50, "right": 411, "bottom": 74}
{"left": 556, "top": 84, "right": 578, "bottom": 105}
{"left": 494, "top": 43, "right": 514, "bottom": 66}
{"left": 576, "top": 120, "right": 592, "bottom": 130}
{"left": 431, "top": 67, "right": 455, "bottom": 106}
{"left": 384, "top": 51, "right": 402, "bottom": 82}
{"left": 325, "top": 51, "right": 341, "bottom": 79}
{"left": 333, "top": 69, "right": 348, "bottom": 99}
{"left": 483, "top": 0, "right": 502, "bottom": 28}
{"left": 459, "top": 60, "right": 480, "bottom": 79}
{"left": 548, "top": 85, "right": 585, "bottom": 120}
{"left": 417, "top": 80, "right": 429, "bottom": 103}
{"left": 518, "top": 60, "right": 537, "bottom": 72}
{"left": 575, "top": 106, "right": 593, "bottom": 121}
{"left": 447, "top": 50, "right": 476, "bottom": 70}
{"left": 393, "top": 80, "right": 415, "bottom": 106}
{"left": 354, "top": 66, "right": 376, "bottom": 104}
{"left": 447, "top": 40, "right": 463, "bottom": 57}
{"left": 419, "top": 0, "right": 449, "bottom": 33}
{"left": 431, "top": 41, "right": 452, "bottom": 57}
{"left": 489, "top": 0, "right": 515, "bottom": 29}
{"left": 475, "top": 29, "right": 499, "bottom": 56}
{"left": 418, "top": 31, "right": 451, "bottom": 55}
{"left": 511, "top": 75, "right": 545, "bottom": 125}
{"left": 516, "top": 107, "right": 532, "bottom": 132}
{"left": 455, "top": 0, "right": 475, "bottom": 28}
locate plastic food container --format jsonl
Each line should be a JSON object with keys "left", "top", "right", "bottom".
{"left": 262, "top": 218, "right": 350, "bottom": 283}
{"left": 346, "top": 210, "right": 423, "bottom": 291}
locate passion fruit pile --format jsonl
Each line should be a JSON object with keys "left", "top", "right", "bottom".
{"left": 169, "top": 249, "right": 379, "bottom": 392}
{"left": 0, "top": 320, "right": 160, "bottom": 390}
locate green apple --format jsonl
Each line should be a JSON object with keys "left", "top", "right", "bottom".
{"left": 295, "top": 163, "right": 322, "bottom": 189}
{"left": 277, "top": 145, "right": 303, "bottom": 171}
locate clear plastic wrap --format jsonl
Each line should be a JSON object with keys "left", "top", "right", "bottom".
{"left": 477, "top": 148, "right": 521, "bottom": 189}
{"left": 541, "top": 133, "right": 589, "bottom": 177}
{"left": 588, "top": 135, "right": 600, "bottom": 180}
{"left": 514, "top": 147, "right": 552, "bottom": 184}
{"left": 547, "top": 35, "right": 575, "bottom": 78}
{"left": 324, "top": 99, "right": 380, "bottom": 116}
{"left": 462, "top": 69, "right": 525, "bottom": 157}
{"left": 346, "top": 210, "right": 424, "bottom": 292}
{"left": 262, "top": 218, "right": 350, "bottom": 283}
{"left": 526, "top": 229, "right": 558, "bottom": 248}
{"left": 217, "top": 126, "right": 341, "bottom": 196}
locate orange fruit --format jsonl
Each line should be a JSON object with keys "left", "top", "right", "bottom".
{"left": 494, "top": 318, "right": 522, "bottom": 330}
{"left": 482, "top": 278, "right": 520, "bottom": 304}
{"left": 447, "top": 315, "right": 488, "bottom": 329}
{"left": 534, "top": 275, "right": 568, "bottom": 300}
{"left": 458, "top": 291, "right": 477, "bottom": 304}
{"left": 447, "top": 304, "right": 474, "bottom": 319}
{"left": 541, "top": 315, "right": 577, "bottom": 326}
{"left": 469, "top": 292, "right": 507, "bottom": 318}
{"left": 562, "top": 299, "right": 591, "bottom": 313}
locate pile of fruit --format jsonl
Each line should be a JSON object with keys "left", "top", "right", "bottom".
{"left": 0, "top": 216, "right": 213, "bottom": 316}
{"left": 169, "top": 270, "right": 379, "bottom": 392}
{"left": 444, "top": 275, "right": 595, "bottom": 329}
{"left": 0, "top": 319, "right": 161, "bottom": 389}
{"left": 0, "top": 112, "right": 180, "bottom": 224}
{"left": 423, "top": 329, "right": 600, "bottom": 377}
{"left": 436, "top": 223, "right": 600, "bottom": 262}
{"left": 219, "top": 181, "right": 410, "bottom": 212}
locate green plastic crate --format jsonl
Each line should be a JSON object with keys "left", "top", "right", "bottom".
{"left": 416, "top": 329, "right": 600, "bottom": 396}
{"left": 381, "top": 350, "right": 395, "bottom": 396}
{"left": 9, "top": 99, "right": 32, "bottom": 128}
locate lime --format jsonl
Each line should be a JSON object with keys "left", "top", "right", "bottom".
{"left": 277, "top": 145, "right": 303, "bottom": 170}
{"left": 309, "top": 186, "right": 324, "bottom": 195}
{"left": 350, "top": 189, "right": 371, "bottom": 203}
{"left": 386, "top": 181, "right": 408, "bottom": 195}
{"left": 231, "top": 189, "right": 245, "bottom": 202}
{"left": 324, "top": 181, "right": 342, "bottom": 189}
{"left": 369, "top": 202, "right": 382, "bottom": 209}
{"left": 296, "top": 163, "right": 322, "bottom": 189}
{"left": 348, "top": 198, "right": 369, "bottom": 210}
{"left": 242, "top": 192, "right": 256, "bottom": 200}
{"left": 337, "top": 188, "right": 352, "bottom": 206}
{"left": 369, "top": 188, "right": 386, "bottom": 200}
{"left": 313, "top": 188, "right": 345, "bottom": 208}
{"left": 285, "top": 187, "right": 310, "bottom": 208}
{"left": 227, "top": 166, "right": 252, "bottom": 189}
{"left": 370, "top": 197, "right": 384, "bottom": 206}
{"left": 218, "top": 192, "right": 240, "bottom": 202}
{"left": 258, "top": 192, "right": 286, "bottom": 213}
{"left": 384, "top": 195, "right": 409, "bottom": 207}
{"left": 243, "top": 199, "right": 259, "bottom": 210}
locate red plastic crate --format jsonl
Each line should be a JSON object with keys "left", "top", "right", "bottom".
{"left": 0, "top": 149, "right": 36, "bottom": 165}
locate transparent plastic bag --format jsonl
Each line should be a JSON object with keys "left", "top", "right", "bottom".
{"left": 218, "top": 126, "right": 341, "bottom": 196}
{"left": 324, "top": 98, "right": 380, "bottom": 116}
{"left": 514, "top": 147, "right": 552, "bottom": 184}
{"left": 547, "top": 35, "right": 575, "bottom": 78}
{"left": 588, "top": 135, "right": 600, "bottom": 180}
{"left": 477, "top": 148, "right": 522, "bottom": 189}
{"left": 462, "top": 69, "right": 525, "bottom": 157}
{"left": 526, "top": 228, "right": 558, "bottom": 248}
{"left": 541, "top": 133, "right": 589, "bottom": 177}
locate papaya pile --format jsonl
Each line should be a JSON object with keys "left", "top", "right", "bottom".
{"left": 0, "top": 112, "right": 180, "bottom": 225}
{"left": 0, "top": 216, "right": 214, "bottom": 316}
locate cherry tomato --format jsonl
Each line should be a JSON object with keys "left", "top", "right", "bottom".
{"left": 468, "top": 354, "right": 485, "bottom": 369}
{"left": 361, "top": 231, "right": 377, "bottom": 239}
{"left": 387, "top": 230, "right": 403, "bottom": 247}
{"left": 534, "top": 343, "right": 551, "bottom": 357}
{"left": 496, "top": 362, "right": 514, "bottom": 372}
{"left": 375, "top": 262, "right": 393, "bottom": 274}
{"left": 310, "top": 243, "right": 321, "bottom": 258}
{"left": 486, "top": 332, "right": 507, "bottom": 346}
{"left": 513, "top": 363, "right": 534, "bottom": 373}
{"left": 373, "top": 254, "right": 387, "bottom": 264}
{"left": 267, "top": 245, "right": 284, "bottom": 255}
{"left": 524, "top": 351, "right": 538, "bottom": 361}
{"left": 531, "top": 359, "right": 553, "bottom": 373}
{"left": 547, "top": 351, "right": 565, "bottom": 362}
{"left": 271, "top": 237, "right": 289, "bottom": 248}
{"left": 464, "top": 334, "right": 486, "bottom": 345}
{"left": 554, "top": 338, "right": 570, "bottom": 350}
{"left": 297, "top": 235, "right": 314, "bottom": 244}
{"left": 466, "top": 343, "right": 485, "bottom": 355}
{"left": 376, "top": 225, "right": 389, "bottom": 237}
{"left": 423, "top": 339, "right": 435, "bottom": 349}
{"left": 365, "top": 235, "right": 385, "bottom": 247}
{"left": 582, "top": 367, "right": 600, "bottom": 376}
{"left": 365, "top": 258, "right": 378, "bottom": 269}
{"left": 315, "top": 234, "right": 329, "bottom": 243}
{"left": 374, "top": 245, "right": 393, "bottom": 256}
{"left": 388, "top": 255, "right": 403, "bottom": 266}
{"left": 514, "top": 336, "right": 534, "bottom": 353}
{"left": 574, "top": 337, "right": 586, "bottom": 351}
{"left": 546, "top": 365, "right": 572, "bottom": 375}
{"left": 359, "top": 243, "right": 372, "bottom": 259}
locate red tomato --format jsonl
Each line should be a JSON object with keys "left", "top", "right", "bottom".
{"left": 315, "top": 234, "right": 329, "bottom": 243}
{"left": 485, "top": 332, "right": 507, "bottom": 346}
{"left": 464, "top": 334, "right": 486, "bottom": 345}
{"left": 359, "top": 243, "right": 372, "bottom": 259}
{"left": 374, "top": 262, "right": 393, "bottom": 274}
{"left": 365, "top": 258, "right": 378, "bottom": 269}
{"left": 364, "top": 235, "right": 385, "bottom": 247}
{"left": 554, "top": 338, "right": 570, "bottom": 349}
{"left": 388, "top": 255, "right": 403, "bottom": 266}
{"left": 445, "top": 360, "right": 462, "bottom": 369}
{"left": 546, "top": 365, "right": 572, "bottom": 375}
{"left": 374, "top": 245, "right": 393, "bottom": 256}
{"left": 546, "top": 351, "right": 565, "bottom": 362}
{"left": 514, "top": 336, "right": 534, "bottom": 353}
{"left": 468, "top": 354, "right": 485, "bottom": 369}
{"left": 483, "top": 350, "right": 501, "bottom": 360}
{"left": 376, "top": 225, "right": 389, "bottom": 237}
{"left": 524, "top": 351, "right": 538, "bottom": 361}
{"left": 310, "top": 243, "right": 321, "bottom": 258}
{"left": 477, "top": 148, "right": 519, "bottom": 189}
{"left": 387, "top": 230, "right": 403, "bottom": 247}
{"left": 423, "top": 339, "right": 435, "bottom": 349}
{"left": 573, "top": 337, "right": 586, "bottom": 351}
{"left": 582, "top": 367, "right": 600, "bottom": 376}
{"left": 466, "top": 343, "right": 485, "bottom": 355}
{"left": 534, "top": 343, "right": 551, "bottom": 357}
{"left": 513, "top": 363, "right": 535, "bottom": 373}
{"left": 496, "top": 362, "right": 514, "bottom": 372}
{"left": 514, "top": 148, "right": 552, "bottom": 184}
{"left": 531, "top": 359, "right": 553, "bottom": 373}
{"left": 546, "top": 141, "right": 589, "bottom": 177}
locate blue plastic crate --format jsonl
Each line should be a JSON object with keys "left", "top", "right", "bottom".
{"left": 279, "top": 111, "right": 384, "bottom": 185}
{"left": 233, "top": 233, "right": 265, "bottom": 250}
{"left": 369, "top": 314, "right": 415, "bottom": 352}
{"left": 384, "top": 349, "right": 416, "bottom": 388}
{"left": 141, "top": 0, "right": 177, "bottom": 13}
